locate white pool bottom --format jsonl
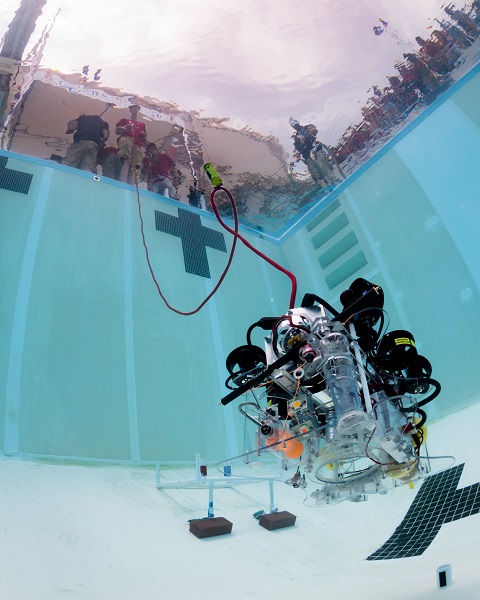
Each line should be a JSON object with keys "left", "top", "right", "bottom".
{"left": 1, "top": 402, "right": 479, "bottom": 600}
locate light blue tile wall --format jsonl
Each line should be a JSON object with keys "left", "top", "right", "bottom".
{"left": 282, "top": 70, "right": 480, "bottom": 421}
{"left": 1, "top": 70, "right": 480, "bottom": 461}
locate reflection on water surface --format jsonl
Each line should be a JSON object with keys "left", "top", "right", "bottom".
{"left": 1, "top": 0, "right": 479, "bottom": 234}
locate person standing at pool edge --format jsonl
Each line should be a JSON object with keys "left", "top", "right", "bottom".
{"left": 62, "top": 114, "right": 109, "bottom": 173}
{"left": 116, "top": 104, "right": 147, "bottom": 184}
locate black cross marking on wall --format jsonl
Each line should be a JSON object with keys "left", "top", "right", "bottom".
{"left": 0, "top": 156, "right": 33, "bottom": 195}
{"left": 367, "top": 463, "right": 480, "bottom": 560}
{"left": 155, "top": 208, "right": 227, "bottom": 278}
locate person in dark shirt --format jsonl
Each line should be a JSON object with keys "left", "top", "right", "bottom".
{"left": 289, "top": 118, "right": 326, "bottom": 183}
{"left": 62, "top": 114, "right": 109, "bottom": 173}
{"left": 187, "top": 184, "right": 206, "bottom": 209}
{"left": 290, "top": 119, "right": 318, "bottom": 161}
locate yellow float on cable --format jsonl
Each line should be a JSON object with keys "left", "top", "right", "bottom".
{"left": 203, "top": 163, "right": 223, "bottom": 187}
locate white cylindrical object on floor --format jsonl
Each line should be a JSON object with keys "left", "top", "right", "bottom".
{"left": 437, "top": 564, "right": 452, "bottom": 589}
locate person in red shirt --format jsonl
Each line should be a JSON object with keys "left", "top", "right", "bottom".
{"left": 142, "top": 142, "right": 177, "bottom": 198}
{"left": 115, "top": 104, "right": 147, "bottom": 184}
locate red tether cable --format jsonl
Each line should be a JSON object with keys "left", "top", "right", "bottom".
{"left": 134, "top": 177, "right": 237, "bottom": 315}
{"left": 209, "top": 187, "right": 297, "bottom": 310}
{"left": 134, "top": 166, "right": 297, "bottom": 313}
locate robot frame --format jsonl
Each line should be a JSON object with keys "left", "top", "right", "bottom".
{"left": 221, "top": 278, "right": 441, "bottom": 505}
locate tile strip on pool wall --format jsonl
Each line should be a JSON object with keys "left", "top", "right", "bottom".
{"left": 123, "top": 191, "right": 141, "bottom": 461}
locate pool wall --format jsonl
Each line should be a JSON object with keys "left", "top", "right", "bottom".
{"left": 1, "top": 70, "right": 479, "bottom": 463}
{"left": 0, "top": 159, "right": 292, "bottom": 462}
{"left": 281, "top": 70, "right": 480, "bottom": 423}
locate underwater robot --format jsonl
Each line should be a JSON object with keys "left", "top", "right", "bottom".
{"left": 221, "top": 278, "right": 440, "bottom": 504}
